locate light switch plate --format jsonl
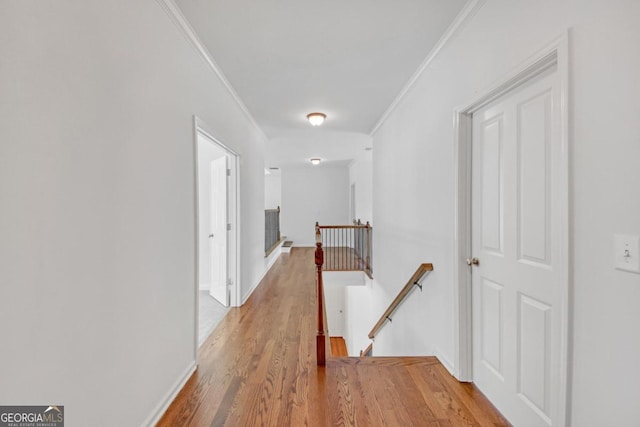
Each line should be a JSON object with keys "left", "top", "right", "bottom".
{"left": 614, "top": 234, "right": 640, "bottom": 274}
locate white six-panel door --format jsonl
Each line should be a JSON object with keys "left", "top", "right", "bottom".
{"left": 471, "top": 67, "right": 562, "bottom": 426}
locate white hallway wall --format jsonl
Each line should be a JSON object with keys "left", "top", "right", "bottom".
{"left": 264, "top": 173, "right": 282, "bottom": 209}
{"left": 0, "top": 1, "right": 266, "bottom": 426}
{"left": 281, "top": 165, "right": 350, "bottom": 246}
{"left": 367, "top": 0, "right": 640, "bottom": 425}
{"left": 348, "top": 149, "right": 373, "bottom": 224}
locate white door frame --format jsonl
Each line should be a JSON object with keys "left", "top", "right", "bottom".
{"left": 193, "top": 116, "right": 241, "bottom": 355}
{"left": 452, "top": 33, "right": 570, "bottom": 423}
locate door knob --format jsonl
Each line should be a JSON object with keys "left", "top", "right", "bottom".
{"left": 466, "top": 257, "right": 480, "bottom": 266}
{"left": 209, "top": 234, "right": 214, "bottom": 238}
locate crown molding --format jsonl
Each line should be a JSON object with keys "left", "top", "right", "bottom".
{"left": 156, "top": 0, "right": 268, "bottom": 142}
{"left": 369, "top": 0, "right": 487, "bottom": 136}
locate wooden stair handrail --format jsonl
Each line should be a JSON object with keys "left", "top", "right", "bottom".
{"left": 360, "top": 342, "right": 373, "bottom": 357}
{"left": 368, "top": 263, "right": 433, "bottom": 340}
{"left": 316, "top": 224, "right": 370, "bottom": 229}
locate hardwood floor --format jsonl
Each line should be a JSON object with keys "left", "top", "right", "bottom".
{"left": 157, "top": 248, "right": 510, "bottom": 427}
{"left": 330, "top": 337, "right": 348, "bottom": 357}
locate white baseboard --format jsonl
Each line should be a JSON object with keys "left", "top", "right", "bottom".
{"left": 199, "top": 283, "right": 210, "bottom": 291}
{"left": 293, "top": 242, "right": 315, "bottom": 248}
{"left": 265, "top": 245, "right": 282, "bottom": 270}
{"left": 142, "top": 361, "right": 196, "bottom": 427}
{"left": 242, "top": 249, "right": 282, "bottom": 304}
{"left": 434, "top": 347, "right": 458, "bottom": 380}
{"left": 242, "top": 279, "right": 261, "bottom": 305}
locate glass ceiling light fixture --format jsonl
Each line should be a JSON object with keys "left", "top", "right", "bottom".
{"left": 306, "top": 112, "right": 326, "bottom": 127}
{"left": 310, "top": 158, "right": 321, "bottom": 166}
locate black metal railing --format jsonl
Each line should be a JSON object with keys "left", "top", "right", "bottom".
{"left": 265, "top": 207, "right": 281, "bottom": 255}
{"left": 315, "top": 220, "right": 372, "bottom": 278}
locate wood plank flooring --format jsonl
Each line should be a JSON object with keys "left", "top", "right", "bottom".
{"left": 157, "top": 247, "right": 510, "bottom": 427}
{"left": 322, "top": 247, "right": 365, "bottom": 271}
{"left": 330, "top": 337, "right": 348, "bottom": 357}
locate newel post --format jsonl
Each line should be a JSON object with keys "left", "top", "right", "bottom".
{"left": 277, "top": 206, "right": 281, "bottom": 241}
{"left": 315, "top": 222, "right": 326, "bottom": 366}
{"left": 365, "top": 221, "right": 371, "bottom": 274}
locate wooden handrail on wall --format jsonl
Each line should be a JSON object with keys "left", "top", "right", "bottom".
{"left": 368, "top": 263, "right": 434, "bottom": 340}
{"left": 360, "top": 342, "right": 373, "bottom": 357}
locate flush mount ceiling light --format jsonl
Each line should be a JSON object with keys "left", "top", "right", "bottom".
{"left": 306, "top": 112, "right": 326, "bottom": 126}
{"left": 310, "top": 158, "right": 321, "bottom": 166}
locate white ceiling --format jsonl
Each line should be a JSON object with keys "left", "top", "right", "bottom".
{"left": 265, "top": 129, "right": 372, "bottom": 169}
{"left": 174, "top": 0, "right": 469, "bottom": 164}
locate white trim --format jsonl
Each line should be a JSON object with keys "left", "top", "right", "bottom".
{"left": 452, "top": 109, "right": 473, "bottom": 382}
{"left": 230, "top": 154, "right": 242, "bottom": 309}
{"left": 556, "top": 32, "right": 571, "bottom": 427}
{"left": 155, "top": 0, "right": 268, "bottom": 143}
{"left": 241, "top": 242, "right": 292, "bottom": 304}
{"left": 242, "top": 252, "right": 282, "bottom": 304}
{"left": 452, "top": 33, "right": 570, "bottom": 425}
{"left": 192, "top": 118, "right": 200, "bottom": 363}
{"left": 241, "top": 278, "right": 262, "bottom": 305}
{"left": 434, "top": 346, "right": 456, "bottom": 376}
{"left": 369, "top": 0, "right": 486, "bottom": 136}
{"left": 265, "top": 244, "right": 282, "bottom": 270}
{"left": 195, "top": 116, "right": 241, "bottom": 156}
{"left": 457, "top": 51, "right": 558, "bottom": 115}
{"left": 142, "top": 362, "right": 196, "bottom": 427}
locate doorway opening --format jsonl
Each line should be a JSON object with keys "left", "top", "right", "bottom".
{"left": 194, "top": 117, "right": 240, "bottom": 349}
